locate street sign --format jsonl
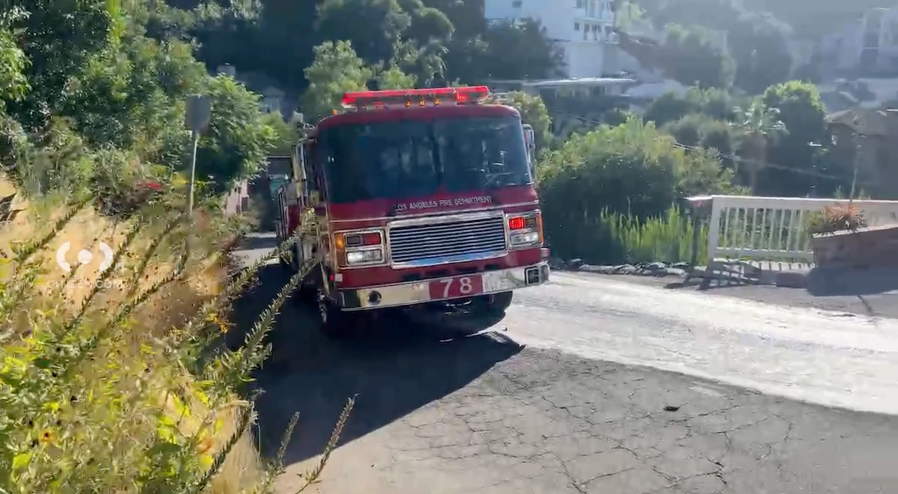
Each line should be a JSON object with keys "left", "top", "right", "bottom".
{"left": 185, "top": 95, "right": 212, "bottom": 212}
{"left": 185, "top": 95, "right": 212, "bottom": 132}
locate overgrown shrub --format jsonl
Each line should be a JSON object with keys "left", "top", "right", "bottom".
{"left": 603, "top": 206, "right": 708, "bottom": 265}
{"left": 643, "top": 87, "right": 743, "bottom": 127}
{"left": 0, "top": 188, "right": 350, "bottom": 493}
{"left": 537, "top": 117, "right": 736, "bottom": 263}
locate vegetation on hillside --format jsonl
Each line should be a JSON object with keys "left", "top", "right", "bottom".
{"left": 537, "top": 118, "right": 739, "bottom": 263}
{"left": 0, "top": 2, "right": 352, "bottom": 493}
{"left": 0, "top": 0, "right": 886, "bottom": 490}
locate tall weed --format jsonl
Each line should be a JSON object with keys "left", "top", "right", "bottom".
{"left": 0, "top": 185, "right": 349, "bottom": 494}
{"left": 602, "top": 206, "right": 708, "bottom": 265}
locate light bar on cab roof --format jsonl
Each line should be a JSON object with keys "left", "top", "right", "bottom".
{"left": 341, "top": 86, "right": 491, "bottom": 109}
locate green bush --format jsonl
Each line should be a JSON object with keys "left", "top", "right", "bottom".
{"left": 0, "top": 195, "right": 349, "bottom": 494}
{"left": 644, "top": 87, "right": 743, "bottom": 127}
{"left": 603, "top": 206, "right": 708, "bottom": 265}
{"left": 537, "top": 117, "right": 736, "bottom": 263}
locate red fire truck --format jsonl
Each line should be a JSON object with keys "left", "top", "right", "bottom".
{"left": 275, "top": 85, "right": 549, "bottom": 337}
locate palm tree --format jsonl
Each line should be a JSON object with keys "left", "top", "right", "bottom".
{"left": 733, "top": 101, "right": 787, "bottom": 191}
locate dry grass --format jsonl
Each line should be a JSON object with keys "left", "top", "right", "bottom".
{"left": 0, "top": 176, "right": 265, "bottom": 493}
{"left": 0, "top": 175, "right": 352, "bottom": 494}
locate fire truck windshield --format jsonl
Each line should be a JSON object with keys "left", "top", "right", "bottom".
{"left": 318, "top": 115, "right": 531, "bottom": 204}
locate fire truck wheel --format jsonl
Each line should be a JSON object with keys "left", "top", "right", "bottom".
{"left": 473, "top": 291, "right": 514, "bottom": 316}
{"left": 318, "top": 297, "right": 357, "bottom": 339}
{"left": 294, "top": 264, "right": 323, "bottom": 305}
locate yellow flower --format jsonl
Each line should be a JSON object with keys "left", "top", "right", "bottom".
{"left": 39, "top": 429, "right": 55, "bottom": 446}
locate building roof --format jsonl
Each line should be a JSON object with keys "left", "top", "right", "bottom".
{"left": 825, "top": 108, "right": 889, "bottom": 136}
{"left": 522, "top": 77, "right": 636, "bottom": 87}
{"left": 487, "top": 78, "right": 636, "bottom": 88}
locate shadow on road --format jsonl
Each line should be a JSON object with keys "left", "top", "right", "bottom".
{"left": 806, "top": 267, "right": 898, "bottom": 297}
{"left": 230, "top": 262, "right": 522, "bottom": 466}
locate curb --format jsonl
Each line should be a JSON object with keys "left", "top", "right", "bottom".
{"left": 553, "top": 258, "right": 811, "bottom": 289}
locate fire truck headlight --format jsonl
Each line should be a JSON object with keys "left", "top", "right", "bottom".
{"left": 507, "top": 211, "right": 543, "bottom": 249}
{"left": 345, "top": 248, "right": 384, "bottom": 265}
{"left": 510, "top": 231, "right": 541, "bottom": 247}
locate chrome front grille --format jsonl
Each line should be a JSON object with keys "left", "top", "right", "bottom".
{"left": 388, "top": 214, "right": 507, "bottom": 265}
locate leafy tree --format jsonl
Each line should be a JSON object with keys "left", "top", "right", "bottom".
{"left": 662, "top": 24, "right": 735, "bottom": 89}
{"left": 476, "top": 19, "right": 565, "bottom": 81}
{"left": 728, "top": 12, "right": 792, "bottom": 94}
{"left": 1, "top": 0, "right": 115, "bottom": 131}
{"left": 643, "top": 91, "right": 697, "bottom": 127}
{"left": 315, "top": 0, "right": 452, "bottom": 81}
{"left": 643, "top": 87, "right": 740, "bottom": 127}
{"left": 60, "top": 30, "right": 206, "bottom": 156}
{"left": 249, "top": 0, "right": 320, "bottom": 91}
{"left": 301, "top": 41, "right": 373, "bottom": 120}
{"left": 390, "top": 38, "right": 447, "bottom": 86}
{"left": 195, "top": 75, "right": 278, "bottom": 193}
{"left": 733, "top": 100, "right": 786, "bottom": 190}
{"left": 662, "top": 113, "right": 734, "bottom": 153}
{"left": 760, "top": 80, "right": 828, "bottom": 196}
{"left": 537, "top": 117, "right": 737, "bottom": 261}
{"left": 626, "top": 0, "right": 793, "bottom": 94}
{"left": 0, "top": 29, "right": 28, "bottom": 104}
{"left": 661, "top": 114, "right": 737, "bottom": 172}
{"left": 376, "top": 65, "right": 418, "bottom": 89}
{"left": 495, "top": 91, "right": 554, "bottom": 154}
{"left": 262, "top": 112, "right": 299, "bottom": 155}
{"left": 316, "top": 0, "right": 411, "bottom": 65}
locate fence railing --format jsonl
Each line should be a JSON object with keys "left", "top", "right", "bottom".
{"left": 692, "top": 195, "right": 898, "bottom": 263}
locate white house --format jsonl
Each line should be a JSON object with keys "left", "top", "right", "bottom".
{"left": 484, "top": 0, "right": 619, "bottom": 78}
{"left": 818, "top": 7, "right": 898, "bottom": 76}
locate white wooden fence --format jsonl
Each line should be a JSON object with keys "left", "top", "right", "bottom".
{"left": 692, "top": 195, "right": 898, "bottom": 263}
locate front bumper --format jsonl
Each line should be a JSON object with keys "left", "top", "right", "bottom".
{"left": 338, "top": 262, "right": 550, "bottom": 310}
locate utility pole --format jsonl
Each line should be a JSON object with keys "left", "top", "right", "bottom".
{"left": 185, "top": 95, "right": 212, "bottom": 213}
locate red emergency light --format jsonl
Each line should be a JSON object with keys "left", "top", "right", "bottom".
{"left": 341, "top": 86, "right": 491, "bottom": 110}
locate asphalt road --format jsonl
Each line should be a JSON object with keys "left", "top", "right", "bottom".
{"left": 232, "top": 233, "right": 898, "bottom": 494}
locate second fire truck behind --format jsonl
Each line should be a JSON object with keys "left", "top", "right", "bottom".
{"left": 275, "top": 85, "right": 550, "bottom": 337}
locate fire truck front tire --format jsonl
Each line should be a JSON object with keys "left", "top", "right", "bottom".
{"left": 473, "top": 291, "right": 514, "bottom": 316}
{"left": 318, "top": 297, "right": 358, "bottom": 339}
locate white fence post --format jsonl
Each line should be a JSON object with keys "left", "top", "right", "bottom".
{"left": 707, "top": 197, "right": 723, "bottom": 263}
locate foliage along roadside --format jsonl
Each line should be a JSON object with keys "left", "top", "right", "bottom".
{"left": 536, "top": 118, "right": 738, "bottom": 264}
{"left": 0, "top": 2, "right": 278, "bottom": 205}
{"left": 0, "top": 185, "right": 350, "bottom": 494}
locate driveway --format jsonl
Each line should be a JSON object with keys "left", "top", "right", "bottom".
{"left": 232, "top": 233, "right": 898, "bottom": 494}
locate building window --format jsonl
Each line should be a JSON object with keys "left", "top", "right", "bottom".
{"left": 574, "top": 22, "right": 580, "bottom": 30}
{"left": 576, "top": 0, "right": 583, "bottom": 7}
{"left": 512, "top": 0, "right": 521, "bottom": 6}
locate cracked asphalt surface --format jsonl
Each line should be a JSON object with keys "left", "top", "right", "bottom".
{"left": 232, "top": 234, "right": 898, "bottom": 493}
